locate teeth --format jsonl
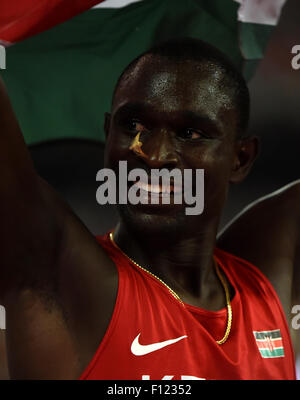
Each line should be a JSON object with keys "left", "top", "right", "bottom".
{"left": 134, "top": 180, "right": 181, "bottom": 194}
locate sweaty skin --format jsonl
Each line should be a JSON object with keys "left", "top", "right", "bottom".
{"left": 104, "top": 56, "right": 258, "bottom": 309}
{"left": 0, "top": 53, "right": 299, "bottom": 379}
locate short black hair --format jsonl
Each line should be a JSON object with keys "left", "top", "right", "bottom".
{"left": 112, "top": 37, "right": 250, "bottom": 138}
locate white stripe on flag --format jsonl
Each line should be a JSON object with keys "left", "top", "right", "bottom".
{"left": 234, "top": 0, "right": 287, "bottom": 26}
{"left": 93, "top": 0, "right": 142, "bottom": 8}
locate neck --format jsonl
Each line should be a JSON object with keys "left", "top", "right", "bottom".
{"left": 112, "top": 218, "right": 229, "bottom": 310}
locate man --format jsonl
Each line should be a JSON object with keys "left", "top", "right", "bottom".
{"left": 0, "top": 37, "right": 298, "bottom": 379}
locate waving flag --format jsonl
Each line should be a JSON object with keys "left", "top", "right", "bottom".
{"left": 0, "top": 0, "right": 287, "bottom": 145}
{"left": 235, "top": 0, "right": 286, "bottom": 26}
{"left": 0, "top": 0, "right": 105, "bottom": 46}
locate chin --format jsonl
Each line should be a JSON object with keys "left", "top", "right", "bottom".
{"left": 117, "top": 203, "right": 187, "bottom": 238}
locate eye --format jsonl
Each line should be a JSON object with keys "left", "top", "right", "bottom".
{"left": 181, "top": 128, "right": 207, "bottom": 141}
{"left": 127, "top": 119, "right": 148, "bottom": 133}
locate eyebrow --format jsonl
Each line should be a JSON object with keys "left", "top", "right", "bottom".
{"left": 113, "top": 102, "right": 223, "bottom": 135}
{"left": 113, "top": 102, "right": 151, "bottom": 119}
{"left": 179, "top": 110, "right": 221, "bottom": 131}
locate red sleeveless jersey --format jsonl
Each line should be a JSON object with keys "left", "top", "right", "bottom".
{"left": 79, "top": 232, "right": 296, "bottom": 380}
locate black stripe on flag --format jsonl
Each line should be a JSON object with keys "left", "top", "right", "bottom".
{"left": 253, "top": 329, "right": 281, "bottom": 340}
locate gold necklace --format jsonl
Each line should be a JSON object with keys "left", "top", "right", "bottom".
{"left": 109, "top": 231, "right": 232, "bottom": 345}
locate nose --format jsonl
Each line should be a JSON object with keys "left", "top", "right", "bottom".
{"left": 134, "top": 130, "right": 179, "bottom": 169}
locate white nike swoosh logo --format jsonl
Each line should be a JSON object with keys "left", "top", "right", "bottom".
{"left": 131, "top": 333, "right": 188, "bottom": 356}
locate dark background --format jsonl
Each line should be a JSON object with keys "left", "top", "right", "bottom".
{"left": 27, "top": 0, "right": 300, "bottom": 374}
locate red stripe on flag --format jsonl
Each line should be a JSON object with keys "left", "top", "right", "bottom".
{"left": 0, "top": 0, "right": 106, "bottom": 45}
{"left": 256, "top": 338, "right": 283, "bottom": 351}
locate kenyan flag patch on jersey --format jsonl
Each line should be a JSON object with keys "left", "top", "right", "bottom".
{"left": 253, "top": 329, "right": 284, "bottom": 358}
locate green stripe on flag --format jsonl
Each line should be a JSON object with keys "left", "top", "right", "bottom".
{"left": 239, "top": 23, "right": 274, "bottom": 60}
{"left": 259, "top": 348, "right": 285, "bottom": 358}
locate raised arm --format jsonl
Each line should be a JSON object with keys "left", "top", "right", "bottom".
{"left": 0, "top": 76, "right": 118, "bottom": 379}
{"left": 217, "top": 181, "right": 300, "bottom": 316}
{"left": 0, "top": 77, "right": 65, "bottom": 303}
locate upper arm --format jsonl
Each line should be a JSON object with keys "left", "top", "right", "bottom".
{"left": 0, "top": 77, "right": 81, "bottom": 377}
{"left": 1, "top": 184, "right": 119, "bottom": 379}
{"left": 2, "top": 177, "right": 119, "bottom": 379}
{"left": 0, "top": 76, "right": 65, "bottom": 300}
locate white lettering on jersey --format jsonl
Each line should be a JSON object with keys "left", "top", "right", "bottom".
{"left": 142, "top": 375, "right": 205, "bottom": 380}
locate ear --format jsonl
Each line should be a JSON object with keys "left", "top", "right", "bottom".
{"left": 230, "top": 136, "right": 260, "bottom": 184}
{"left": 104, "top": 112, "right": 111, "bottom": 140}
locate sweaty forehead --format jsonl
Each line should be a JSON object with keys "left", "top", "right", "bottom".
{"left": 113, "top": 56, "right": 236, "bottom": 119}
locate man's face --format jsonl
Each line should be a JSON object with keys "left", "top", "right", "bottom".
{"left": 104, "top": 56, "right": 241, "bottom": 237}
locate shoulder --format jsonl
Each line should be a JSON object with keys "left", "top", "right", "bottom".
{"left": 215, "top": 247, "right": 290, "bottom": 323}
{"left": 217, "top": 180, "right": 300, "bottom": 316}
{"left": 217, "top": 180, "right": 300, "bottom": 268}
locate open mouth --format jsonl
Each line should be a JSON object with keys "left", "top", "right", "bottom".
{"left": 133, "top": 178, "right": 182, "bottom": 196}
